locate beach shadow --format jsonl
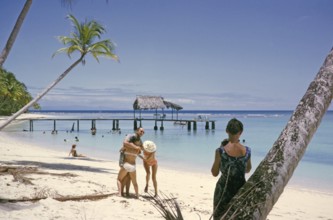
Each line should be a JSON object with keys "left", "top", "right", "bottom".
{"left": 0, "top": 160, "right": 117, "bottom": 174}
{"left": 61, "top": 157, "right": 111, "bottom": 163}
{"left": 0, "top": 200, "right": 40, "bottom": 210}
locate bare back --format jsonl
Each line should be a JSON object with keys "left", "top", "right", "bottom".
{"left": 223, "top": 142, "right": 246, "bottom": 158}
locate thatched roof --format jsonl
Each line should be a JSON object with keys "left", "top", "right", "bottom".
{"left": 133, "top": 96, "right": 183, "bottom": 111}
{"left": 163, "top": 100, "right": 183, "bottom": 111}
{"left": 133, "top": 96, "right": 166, "bottom": 110}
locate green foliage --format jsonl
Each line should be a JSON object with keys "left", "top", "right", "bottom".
{"left": 0, "top": 68, "right": 40, "bottom": 116}
{"left": 53, "top": 14, "right": 119, "bottom": 64}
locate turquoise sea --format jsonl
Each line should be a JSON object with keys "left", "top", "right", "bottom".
{"left": 2, "top": 110, "right": 333, "bottom": 193}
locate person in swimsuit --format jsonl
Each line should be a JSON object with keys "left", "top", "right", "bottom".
{"left": 120, "top": 139, "right": 144, "bottom": 196}
{"left": 117, "top": 127, "right": 145, "bottom": 198}
{"left": 210, "top": 118, "right": 252, "bottom": 220}
{"left": 68, "top": 144, "right": 85, "bottom": 157}
{"left": 142, "top": 140, "right": 158, "bottom": 197}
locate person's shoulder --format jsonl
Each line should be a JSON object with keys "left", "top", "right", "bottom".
{"left": 244, "top": 146, "right": 251, "bottom": 150}
{"left": 215, "top": 147, "right": 224, "bottom": 154}
{"left": 124, "top": 133, "right": 135, "bottom": 140}
{"left": 244, "top": 146, "right": 251, "bottom": 155}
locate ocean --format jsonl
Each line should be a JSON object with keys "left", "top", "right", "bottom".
{"left": 2, "top": 110, "right": 333, "bottom": 193}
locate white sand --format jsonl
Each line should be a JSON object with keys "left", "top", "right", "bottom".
{"left": 1, "top": 115, "right": 333, "bottom": 219}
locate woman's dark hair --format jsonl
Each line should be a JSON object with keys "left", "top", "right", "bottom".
{"left": 221, "top": 138, "right": 229, "bottom": 146}
{"left": 226, "top": 118, "right": 243, "bottom": 135}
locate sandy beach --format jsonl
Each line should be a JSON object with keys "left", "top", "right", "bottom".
{"left": 1, "top": 117, "right": 333, "bottom": 219}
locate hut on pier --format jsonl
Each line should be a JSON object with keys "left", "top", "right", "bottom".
{"left": 133, "top": 95, "right": 183, "bottom": 120}
{"left": 163, "top": 100, "right": 183, "bottom": 119}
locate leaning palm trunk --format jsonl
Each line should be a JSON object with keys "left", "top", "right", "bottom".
{"left": 0, "top": 0, "right": 32, "bottom": 67}
{"left": 220, "top": 48, "right": 333, "bottom": 219}
{"left": 0, "top": 56, "right": 83, "bottom": 131}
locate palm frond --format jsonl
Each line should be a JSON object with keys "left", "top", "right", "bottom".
{"left": 148, "top": 191, "right": 184, "bottom": 220}
{"left": 53, "top": 14, "right": 118, "bottom": 63}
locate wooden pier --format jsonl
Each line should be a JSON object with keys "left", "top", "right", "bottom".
{"left": 23, "top": 118, "right": 216, "bottom": 132}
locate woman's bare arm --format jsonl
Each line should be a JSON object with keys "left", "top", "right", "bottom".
{"left": 211, "top": 149, "right": 221, "bottom": 177}
{"left": 246, "top": 158, "right": 252, "bottom": 173}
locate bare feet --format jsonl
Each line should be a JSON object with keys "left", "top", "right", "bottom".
{"left": 144, "top": 185, "right": 148, "bottom": 193}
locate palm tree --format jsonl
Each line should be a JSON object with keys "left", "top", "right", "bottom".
{"left": 0, "top": 14, "right": 118, "bottom": 131}
{"left": 219, "top": 47, "right": 333, "bottom": 219}
{"left": 148, "top": 49, "right": 333, "bottom": 220}
{"left": 0, "top": 0, "right": 32, "bottom": 68}
{"left": 0, "top": 0, "right": 106, "bottom": 68}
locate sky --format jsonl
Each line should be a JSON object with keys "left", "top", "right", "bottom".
{"left": 1, "top": 0, "right": 333, "bottom": 111}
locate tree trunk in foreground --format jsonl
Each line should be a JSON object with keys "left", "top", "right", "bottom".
{"left": 0, "top": 57, "right": 83, "bottom": 131}
{"left": 0, "top": 0, "right": 32, "bottom": 68}
{"left": 221, "top": 48, "right": 333, "bottom": 220}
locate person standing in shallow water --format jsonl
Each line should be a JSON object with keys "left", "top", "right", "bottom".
{"left": 210, "top": 118, "right": 252, "bottom": 220}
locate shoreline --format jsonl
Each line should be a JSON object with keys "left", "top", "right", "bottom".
{"left": 3, "top": 125, "right": 333, "bottom": 195}
{"left": 5, "top": 126, "right": 333, "bottom": 195}
{"left": 1, "top": 113, "right": 333, "bottom": 219}
{"left": 1, "top": 133, "right": 333, "bottom": 219}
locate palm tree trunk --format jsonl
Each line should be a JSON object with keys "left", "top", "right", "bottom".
{"left": 220, "top": 48, "right": 333, "bottom": 220}
{"left": 0, "top": 56, "right": 83, "bottom": 131}
{"left": 0, "top": 0, "right": 32, "bottom": 68}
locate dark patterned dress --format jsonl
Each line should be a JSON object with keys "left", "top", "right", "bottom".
{"left": 213, "top": 146, "right": 251, "bottom": 220}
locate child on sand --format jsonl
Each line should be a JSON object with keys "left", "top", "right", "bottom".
{"left": 68, "top": 144, "right": 85, "bottom": 157}
{"left": 142, "top": 140, "right": 158, "bottom": 197}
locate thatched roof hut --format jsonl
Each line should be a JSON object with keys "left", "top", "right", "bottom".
{"left": 133, "top": 96, "right": 166, "bottom": 110}
{"left": 163, "top": 100, "right": 183, "bottom": 111}
{"left": 133, "top": 96, "right": 183, "bottom": 119}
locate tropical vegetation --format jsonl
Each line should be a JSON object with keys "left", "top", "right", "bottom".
{"left": 0, "top": 68, "right": 40, "bottom": 116}
{"left": 0, "top": 14, "right": 118, "bottom": 131}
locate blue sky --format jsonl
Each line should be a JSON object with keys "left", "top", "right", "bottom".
{"left": 1, "top": 0, "right": 333, "bottom": 110}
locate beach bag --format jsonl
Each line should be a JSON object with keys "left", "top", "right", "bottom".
{"left": 119, "top": 151, "right": 125, "bottom": 167}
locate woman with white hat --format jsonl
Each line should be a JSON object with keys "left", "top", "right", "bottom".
{"left": 142, "top": 140, "right": 158, "bottom": 197}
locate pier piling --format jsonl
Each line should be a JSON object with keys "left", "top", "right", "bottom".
{"left": 193, "top": 121, "right": 197, "bottom": 130}
{"left": 19, "top": 118, "right": 215, "bottom": 132}
{"left": 187, "top": 121, "right": 191, "bottom": 130}
{"left": 205, "top": 121, "right": 209, "bottom": 130}
{"left": 134, "top": 119, "right": 138, "bottom": 130}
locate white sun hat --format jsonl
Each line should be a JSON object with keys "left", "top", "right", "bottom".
{"left": 143, "top": 140, "right": 157, "bottom": 153}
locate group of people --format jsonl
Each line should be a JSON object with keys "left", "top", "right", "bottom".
{"left": 67, "top": 127, "right": 158, "bottom": 198}
{"left": 117, "top": 127, "right": 158, "bottom": 198}
{"left": 67, "top": 118, "right": 251, "bottom": 219}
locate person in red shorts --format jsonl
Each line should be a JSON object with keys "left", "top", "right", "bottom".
{"left": 142, "top": 140, "right": 158, "bottom": 197}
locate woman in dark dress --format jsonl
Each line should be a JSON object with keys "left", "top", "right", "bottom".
{"left": 211, "top": 118, "right": 252, "bottom": 220}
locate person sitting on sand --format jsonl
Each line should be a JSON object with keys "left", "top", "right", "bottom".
{"left": 142, "top": 140, "right": 158, "bottom": 197}
{"left": 117, "top": 127, "right": 145, "bottom": 198}
{"left": 68, "top": 144, "right": 85, "bottom": 157}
